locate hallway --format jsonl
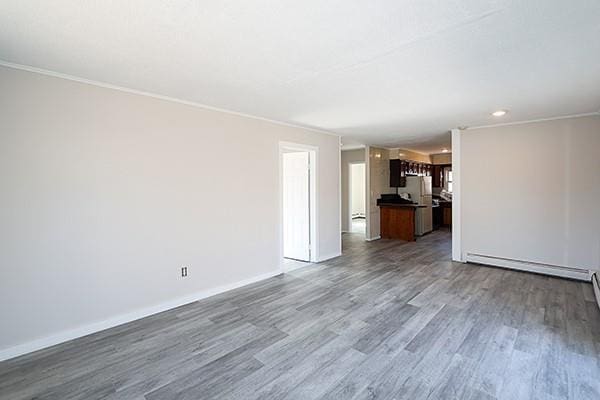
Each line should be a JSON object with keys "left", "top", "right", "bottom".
{"left": 351, "top": 217, "right": 366, "bottom": 234}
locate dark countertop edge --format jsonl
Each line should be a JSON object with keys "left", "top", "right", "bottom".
{"left": 377, "top": 203, "right": 426, "bottom": 208}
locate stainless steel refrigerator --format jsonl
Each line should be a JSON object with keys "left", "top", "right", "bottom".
{"left": 404, "top": 176, "right": 433, "bottom": 236}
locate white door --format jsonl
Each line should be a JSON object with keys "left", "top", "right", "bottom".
{"left": 283, "top": 152, "right": 311, "bottom": 261}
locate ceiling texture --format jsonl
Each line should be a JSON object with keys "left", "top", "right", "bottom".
{"left": 1, "top": 0, "right": 599, "bottom": 154}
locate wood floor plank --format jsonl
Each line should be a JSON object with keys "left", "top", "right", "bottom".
{"left": 0, "top": 229, "right": 598, "bottom": 400}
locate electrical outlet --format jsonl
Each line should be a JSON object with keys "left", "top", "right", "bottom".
{"left": 181, "top": 266, "right": 188, "bottom": 277}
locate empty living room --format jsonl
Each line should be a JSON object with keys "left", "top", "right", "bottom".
{"left": 1, "top": 1, "right": 600, "bottom": 399}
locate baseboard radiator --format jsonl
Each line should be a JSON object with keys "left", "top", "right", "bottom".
{"left": 465, "top": 253, "right": 590, "bottom": 281}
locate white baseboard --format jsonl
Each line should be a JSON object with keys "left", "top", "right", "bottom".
{"left": 281, "top": 260, "right": 313, "bottom": 273}
{"left": 366, "top": 235, "right": 381, "bottom": 242}
{"left": 592, "top": 273, "right": 600, "bottom": 311}
{"left": 0, "top": 270, "right": 281, "bottom": 362}
{"left": 465, "top": 253, "right": 590, "bottom": 281}
{"left": 317, "top": 252, "right": 341, "bottom": 262}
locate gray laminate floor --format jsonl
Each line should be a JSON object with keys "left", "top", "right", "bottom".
{"left": 1, "top": 229, "right": 599, "bottom": 400}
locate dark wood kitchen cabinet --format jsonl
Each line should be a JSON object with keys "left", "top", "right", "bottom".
{"left": 433, "top": 202, "right": 452, "bottom": 228}
{"left": 443, "top": 206, "right": 452, "bottom": 226}
{"left": 432, "top": 163, "right": 451, "bottom": 188}
{"left": 390, "top": 159, "right": 432, "bottom": 188}
{"left": 432, "top": 165, "right": 442, "bottom": 187}
{"left": 380, "top": 205, "right": 416, "bottom": 241}
{"left": 390, "top": 159, "right": 412, "bottom": 187}
{"left": 390, "top": 159, "right": 402, "bottom": 187}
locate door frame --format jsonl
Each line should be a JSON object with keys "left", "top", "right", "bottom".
{"left": 279, "top": 141, "right": 318, "bottom": 270}
{"left": 348, "top": 161, "right": 366, "bottom": 234}
{"left": 450, "top": 128, "right": 462, "bottom": 262}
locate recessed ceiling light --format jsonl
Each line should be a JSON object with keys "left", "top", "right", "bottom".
{"left": 441, "top": 148, "right": 449, "bottom": 153}
{"left": 492, "top": 110, "right": 508, "bottom": 117}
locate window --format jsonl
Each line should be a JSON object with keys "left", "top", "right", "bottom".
{"left": 446, "top": 169, "right": 453, "bottom": 192}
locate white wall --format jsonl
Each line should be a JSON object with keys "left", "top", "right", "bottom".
{"left": 460, "top": 115, "right": 600, "bottom": 275}
{"left": 388, "top": 148, "right": 431, "bottom": 163}
{"left": 431, "top": 153, "right": 452, "bottom": 165}
{"left": 341, "top": 149, "right": 365, "bottom": 231}
{"left": 0, "top": 66, "right": 341, "bottom": 358}
{"left": 351, "top": 163, "right": 365, "bottom": 217}
{"left": 367, "top": 147, "right": 392, "bottom": 239}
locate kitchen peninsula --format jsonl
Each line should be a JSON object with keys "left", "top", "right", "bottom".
{"left": 377, "top": 152, "right": 448, "bottom": 241}
{"left": 377, "top": 202, "right": 425, "bottom": 241}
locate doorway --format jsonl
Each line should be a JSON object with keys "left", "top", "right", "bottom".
{"left": 280, "top": 142, "right": 317, "bottom": 271}
{"left": 349, "top": 162, "right": 366, "bottom": 235}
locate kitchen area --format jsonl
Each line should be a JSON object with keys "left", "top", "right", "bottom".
{"left": 376, "top": 153, "right": 452, "bottom": 241}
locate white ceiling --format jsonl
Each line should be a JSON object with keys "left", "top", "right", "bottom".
{"left": 1, "top": 0, "right": 599, "bottom": 154}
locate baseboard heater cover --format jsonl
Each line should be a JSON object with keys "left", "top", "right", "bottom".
{"left": 593, "top": 272, "right": 600, "bottom": 311}
{"left": 465, "top": 253, "right": 590, "bottom": 281}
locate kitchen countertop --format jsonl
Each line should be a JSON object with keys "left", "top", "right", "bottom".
{"left": 377, "top": 203, "right": 426, "bottom": 208}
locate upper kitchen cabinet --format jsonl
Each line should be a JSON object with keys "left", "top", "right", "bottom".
{"left": 432, "top": 163, "right": 451, "bottom": 188}
{"left": 432, "top": 165, "right": 442, "bottom": 187}
{"left": 389, "top": 159, "right": 405, "bottom": 187}
{"left": 390, "top": 159, "right": 432, "bottom": 187}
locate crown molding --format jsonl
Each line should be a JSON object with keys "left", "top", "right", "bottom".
{"left": 465, "top": 111, "right": 600, "bottom": 130}
{"left": 0, "top": 60, "right": 341, "bottom": 138}
{"left": 387, "top": 147, "right": 431, "bottom": 156}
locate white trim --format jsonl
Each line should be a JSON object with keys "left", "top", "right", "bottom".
{"left": 341, "top": 144, "right": 366, "bottom": 151}
{"left": 386, "top": 147, "right": 431, "bottom": 157}
{"left": 466, "top": 112, "right": 600, "bottom": 130}
{"left": 346, "top": 114, "right": 600, "bottom": 155}
{"left": 451, "top": 129, "right": 463, "bottom": 262}
{"left": 317, "top": 252, "right": 341, "bottom": 262}
{"left": 465, "top": 253, "right": 590, "bottom": 281}
{"left": 366, "top": 235, "right": 381, "bottom": 242}
{"left": 278, "top": 142, "right": 319, "bottom": 265}
{"left": 0, "top": 60, "right": 341, "bottom": 138}
{"left": 281, "top": 260, "right": 312, "bottom": 273}
{"left": 364, "top": 148, "right": 369, "bottom": 240}
{"left": 338, "top": 138, "right": 343, "bottom": 253}
{"left": 0, "top": 269, "right": 281, "bottom": 362}
{"left": 365, "top": 146, "right": 372, "bottom": 241}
